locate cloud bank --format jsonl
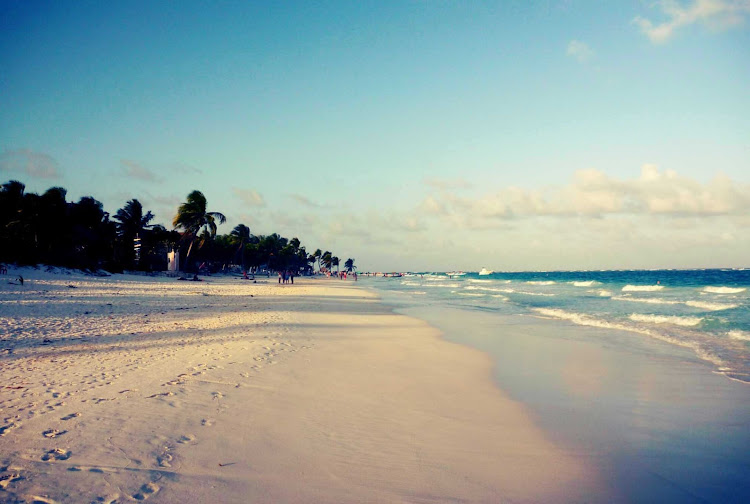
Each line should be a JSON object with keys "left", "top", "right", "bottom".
{"left": 419, "top": 165, "right": 750, "bottom": 228}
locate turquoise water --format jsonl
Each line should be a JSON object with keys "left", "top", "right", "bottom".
{"left": 368, "top": 269, "right": 750, "bottom": 383}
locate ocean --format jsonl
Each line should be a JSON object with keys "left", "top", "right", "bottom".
{"left": 365, "top": 269, "right": 750, "bottom": 503}
{"left": 369, "top": 269, "right": 750, "bottom": 383}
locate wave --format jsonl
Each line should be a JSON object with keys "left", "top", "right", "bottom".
{"left": 423, "top": 282, "right": 461, "bottom": 288}
{"left": 465, "top": 286, "right": 516, "bottom": 293}
{"left": 628, "top": 313, "right": 703, "bottom": 327}
{"left": 728, "top": 330, "right": 750, "bottom": 342}
{"left": 622, "top": 285, "right": 664, "bottom": 292}
{"left": 526, "top": 281, "right": 556, "bottom": 285}
{"left": 685, "top": 300, "right": 739, "bottom": 311}
{"left": 596, "top": 290, "right": 613, "bottom": 297}
{"left": 457, "top": 292, "right": 485, "bottom": 297}
{"left": 612, "top": 296, "right": 679, "bottom": 305}
{"left": 703, "top": 286, "right": 747, "bottom": 294}
{"left": 467, "top": 279, "right": 492, "bottom": 284}
{"left": 612, "top": 296, "right": 737, "bottom": 311}
{"left": 531, "top": 308, "right": 724, "bottom": 367}
{"left": 570, "top": 280, "right": 599, "bottom": 287}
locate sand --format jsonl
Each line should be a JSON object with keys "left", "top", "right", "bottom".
{"left": 1, "top": 268, "right": 603, "bottom": 503}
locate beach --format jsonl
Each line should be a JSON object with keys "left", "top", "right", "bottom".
{"left": 1, "top": 269, "right": 605, "bottom": 503}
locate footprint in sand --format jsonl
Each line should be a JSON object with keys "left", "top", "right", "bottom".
{"left": 61, "top": 412, "right": 81, "bottom": 421}
{"left": 43, "top": 429, "right": 67, "bottom": 438}
{"left": 92, "top": 493, "right": 120, "bottom": 504}
{"left": 0, "top": 472, "right": 24, "bottom": 490}
{"left": 177, "top": 434, "right": 196, "bottom": 444}
{"left": 41, "top": 448, "right": 72, "bottom": 461}
{"left": 157, "top": 452, "right": 173, "bottom": 468}
{"left": 201, "top": 418, "right": 214, "bottom": 427}
{"left": 132, "top": 482, "right": 160, "bottom": 500}
{"left": 27, "top": 496, "right": 59, "bottom": 504}
{"left": 211, "top": 392, "right": 223, "bottom": 400}
{"left": 0, "top": 422, "right": 20, "bottom": 436}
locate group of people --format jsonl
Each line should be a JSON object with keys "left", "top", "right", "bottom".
{"left": 278, "top": 270, "right": 295, "bottom": 284}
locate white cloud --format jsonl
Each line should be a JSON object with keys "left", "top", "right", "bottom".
{"left": 634, "top": 0, "right": 750, "bottom": 43}
{"left": 0, "top": 149, "right": 60, "bottom": 179}
{"left": 289, "top": 193, "right": 324, "bottom": 208}
{"left": 121, "top": 159, "right": 161, "bottom": 182}
{"left": 566, "top": 40, "right": 594, "bottom": 63}
{"left": 419, "top": 165, "right": 750, "bottom": 227}
{"left": 232, "top": 188, "right": 266, "bottom": 207}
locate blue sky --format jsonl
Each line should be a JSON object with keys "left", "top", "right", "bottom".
{"left": 1, "top": 1, "right": 749, "bottom": 271}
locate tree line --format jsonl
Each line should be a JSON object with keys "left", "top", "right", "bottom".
{"left": 0, "top": 180, "right": 355, "bottom": 275}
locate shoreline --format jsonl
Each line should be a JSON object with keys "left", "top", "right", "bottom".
{"left": 386, "top": 300, "right": 750, "bottom": 504}
{"left": 1, "top": 269, "right": 605, "bottom": 503}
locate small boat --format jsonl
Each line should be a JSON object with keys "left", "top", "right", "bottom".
{"left": 446, "top": 271, "right": 466, "bottom": 278}
{"left": 479, "top": 268, "right": 494, "bottom": 276}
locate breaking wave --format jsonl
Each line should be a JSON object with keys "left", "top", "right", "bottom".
{"left": 685, "top": 300, "right": 739, "bottom": 311}
{"left": 622, "top": 285, "right": 664, "bottom": 292}
{"left": 628, "top": 313, "right": 703, "bottom": 327}
{"left": 703, "top": 286, "right": 747, "bottom": 294}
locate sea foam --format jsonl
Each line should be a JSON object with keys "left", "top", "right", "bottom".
{"left": 570, "top": 280, "right": 598, "bottom": 287}
{"left": 628, "top": 313, "right": 703, "bottom": 327}
{"left": 728, "top": 330, "right": 750, "bottom": 341}
{"left": 685, "top": 300, "right": 739, "bottom": 311}
{"left": 703, "top": 286, "right": 747, "bottom": 294}
{"left": 532, "top": 308, "right": 724, "bottom": 367}
{"left": 612, "top": 296, "right": 679, "bottom": 305}
{"left": 622, "top": 285, "right": 664, "bottom": 292}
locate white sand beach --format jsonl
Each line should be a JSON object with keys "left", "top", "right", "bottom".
{"left": 1, "top": 268, "right": 605, "bottom": 503}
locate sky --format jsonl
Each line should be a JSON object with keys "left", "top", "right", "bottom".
{"left": 1, "top": 0, "right": 749, "bottom": 271}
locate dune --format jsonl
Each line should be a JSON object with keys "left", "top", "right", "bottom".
{"left": 0, "top": 268, "right": 604, "bottom": 503}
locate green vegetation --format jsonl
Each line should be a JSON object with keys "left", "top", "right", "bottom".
{"left": 0, "top": 180, "right": 353, "bottom": 274}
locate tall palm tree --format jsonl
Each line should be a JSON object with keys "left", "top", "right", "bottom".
{"left": 172, "top": 190, "right": 226, "bottom": 272}
{"left": 230, "top": 224, "right": 251, "bottom": 271}
{"left": 332, "top": 256, "right": 340, "bottom": 274}
{"left": 114, "top": 199, "right": 154, "bottom": 238}
{"left": 321, "top": 251, "right": 332, "bottom": 272}
{"left": 313, "top": 249, "right": 322, "bottom": 273}
{"left": 344, "top": 258, "right": 356, "bottom": 272}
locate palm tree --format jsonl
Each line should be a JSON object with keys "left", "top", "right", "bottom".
{"left": 313, "top": 249, "right": 322, "bottom": 273}
{"left": 114, "top": 199, "right": 154, "bottom": 267}
{"left": 172, "top": 190, "right": 226, "bottom": 272}
{"left": 114, "top": 199, "right": 154, "bottom": 237}
{"left": 344, "top": 258, "right": 356, "bottom": 272}
{"left": 332, "top": 256, "right": 340, "bottom": 274}
{"left": 321, "top": 251, "right": 332, "bottom": 272}
{"left": 230, "top": 224, "right": 251, "bottom": 272}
